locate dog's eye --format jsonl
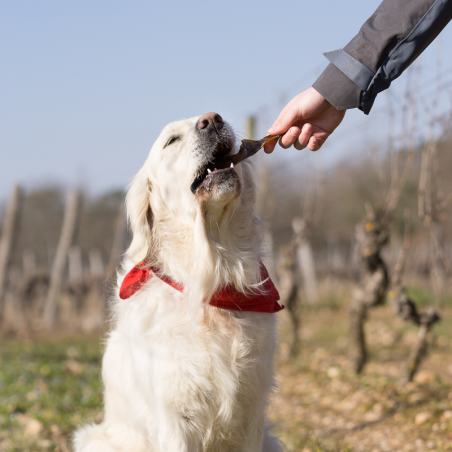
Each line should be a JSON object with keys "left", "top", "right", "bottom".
{"left": 164, "top": 136, "right": 181, "bottom": 148}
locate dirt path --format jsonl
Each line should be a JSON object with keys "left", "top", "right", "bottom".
{"left": 269, "top": 305, "right": 452, "bottom": 451}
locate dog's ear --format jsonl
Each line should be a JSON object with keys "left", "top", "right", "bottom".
{"left": 126, "top": 167, "right": 154, "bottom": 264}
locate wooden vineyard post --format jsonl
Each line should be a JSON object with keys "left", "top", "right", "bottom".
{"left": 246, "top": 115, "right": 256, "bottom": 141}
{"left": 291, "top": 162, "right": 324, "bottom": 306}
{"left": 292, "top": 218, "right": 319, "bottom": 304}
{"left": 68, "top": 246, "right": 83, "bottom": 283}
{"left": 22, "top": 249, "right": 37, "bottom": 276}
{"left": 257, "top": 165, "right": 276, "bottom": 276}
{"left": 296, "top": 238, "right": 319, "bottom": 304}
{"left": 0, "top": 185, "right": 22, "bottom": 326}
{"left": 89, "top": 248, "right": 104, "bottom": 278}
{"left": 107, "top": 200, "right": 126, "bottom": 276}
{"left": 42, "top": 191, "right": 79, "bottom": 328}
{"left": 276, "top": 245, "right": 301, "bottom": 356}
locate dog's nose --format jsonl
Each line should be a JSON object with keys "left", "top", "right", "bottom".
{"left": 197, "top": 112, "right": 224, "bottom": 131}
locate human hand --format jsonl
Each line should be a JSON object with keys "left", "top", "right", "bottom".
{"left": 264, "top": 87, "right": 346, "bottom": 153}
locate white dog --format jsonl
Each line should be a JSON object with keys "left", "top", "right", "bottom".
{"left": 74, "top": 113, "right": 283, "bottom": 452}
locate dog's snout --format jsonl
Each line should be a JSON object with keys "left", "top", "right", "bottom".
{"left": 197, "top": 112, "right": 224, "bottom": 131}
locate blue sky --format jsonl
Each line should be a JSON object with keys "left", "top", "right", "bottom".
{"left": 2, "top": 0, "right": 452, "bottom": 200}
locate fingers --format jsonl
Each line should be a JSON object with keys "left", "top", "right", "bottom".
{"left": 294, "top": 123, "right": 312, "bottom": 150}
{"left": 282, "top": 123, "right": 317, "bottom": 151}
{"left": 279, "top": 127, "right": 301, "bottom": 149}
{"left": 308, "top": 136, "right": 324, "bottom": 151}
{"left": 264, "top": 124, "right": 327, "bottom": 153}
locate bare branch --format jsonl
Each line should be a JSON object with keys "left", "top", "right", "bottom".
{"left": 384, "top": 65, "right": 419, "bottom": 218}
{"left": 312, "top": 155, "right": 325, "bottom": 227}
{"left": 393, "top": 210, "right": 411, "bottom": 285}
{"left": 404, "top": 311, "right": 440, "bottom": 382}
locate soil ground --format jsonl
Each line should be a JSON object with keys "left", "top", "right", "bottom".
{"left": 1, "top": 286, "right": 451, "bottom": 451}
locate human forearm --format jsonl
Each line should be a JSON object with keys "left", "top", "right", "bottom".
{"left": 314, "top": 0, "right": 452, "bottom": 114}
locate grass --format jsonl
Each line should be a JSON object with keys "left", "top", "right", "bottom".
{"left": 1, "top": 288, "right": 451, "bottom": 451}
{"left": 0, "top": 337, "right": 104, "bottom": 451}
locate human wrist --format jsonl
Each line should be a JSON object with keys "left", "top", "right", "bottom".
{"left": 312, "top": 63, "right": 361, "bottom": 110}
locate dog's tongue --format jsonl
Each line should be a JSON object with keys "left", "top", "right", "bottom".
{"left": 216, "top": 135, "right": 280, "bottom": 169}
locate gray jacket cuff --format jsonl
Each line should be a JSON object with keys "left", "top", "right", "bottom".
{"left": 312, "top": 63, "right": 362, "bottom": 111}
{"left": 313, "top": 0, "right": 452, "bottom": 114}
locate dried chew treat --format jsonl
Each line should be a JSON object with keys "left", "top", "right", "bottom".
{"left": 216, "top": 135, "right": 280, "bottom": 169}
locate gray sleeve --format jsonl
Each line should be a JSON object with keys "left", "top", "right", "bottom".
{"left": 312, "top": 0, "right": 452, "bottom": 114}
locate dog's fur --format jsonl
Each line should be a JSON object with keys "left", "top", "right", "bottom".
{"left": 74, "top": 116, "right": 281, "bottom": 452}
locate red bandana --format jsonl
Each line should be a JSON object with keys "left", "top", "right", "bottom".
{"left": 119, "top": 261, "right": 283, "bottom": 313}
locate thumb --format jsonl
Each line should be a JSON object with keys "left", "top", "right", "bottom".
{"left": 267, "top": 104, "right": 302, "bottom": 135}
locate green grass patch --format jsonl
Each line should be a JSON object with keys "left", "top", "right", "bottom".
{"left": 0, "top": 337, "right": 104, "bottom": 451}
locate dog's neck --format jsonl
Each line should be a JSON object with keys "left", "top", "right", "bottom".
{"left": 147, "top": 197, "right": 261, "bottom": 297}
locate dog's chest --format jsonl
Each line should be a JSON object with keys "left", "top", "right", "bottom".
{"left": 117, "top": 288, "right": 276, "bottom": 441}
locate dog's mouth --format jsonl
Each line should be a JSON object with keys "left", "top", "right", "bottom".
{"left": 190, "top": 141, "right": 236, "bottom": 194}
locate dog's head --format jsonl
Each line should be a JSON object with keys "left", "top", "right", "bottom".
{"left": 126, "top": 113, "right": 260, "bottom": 292}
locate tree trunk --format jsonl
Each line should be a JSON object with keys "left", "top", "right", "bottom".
{"left": 286, "top": 284, "right": 301, "bottom": 357}
{"left": 349, "top": 299, "right": 368, "bottom": 374}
